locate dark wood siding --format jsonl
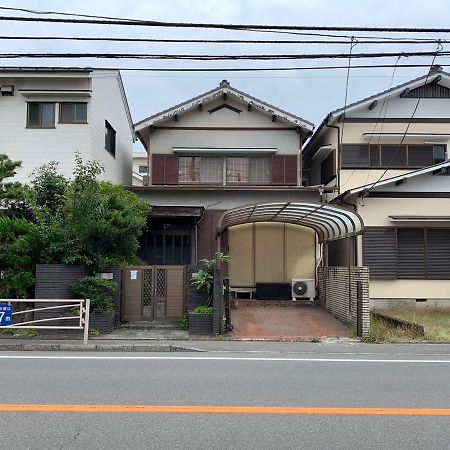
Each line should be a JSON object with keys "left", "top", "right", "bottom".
{"left": 197, "top": 210, "right": 226, "bottom": 261}
{"left": 164, "top": 155, "right": 178, "bottom": 184}
{"left": 152, "top": 154, "right": 178, "bottom": 184}
{"left": 152, "top": 154, "right": 165, "bottom": 184}
{"left": 363, "top": 228, "right": 397, "bottom": 278}
{"left": 272, "top": 155, "right": 297, "bottom": 185}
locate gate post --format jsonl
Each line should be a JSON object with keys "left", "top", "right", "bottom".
{"left": 356, "top": 281, "right": 362, "bottom": 337}
{"left": 212, "top": 267, "right": 222, "bottom": 335}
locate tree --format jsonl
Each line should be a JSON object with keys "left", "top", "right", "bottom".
{"left": 0, "top": 154, "right": 28, "bottom": 213}
{"left": 30, "top": 154, "right": 151, "bottom": 271}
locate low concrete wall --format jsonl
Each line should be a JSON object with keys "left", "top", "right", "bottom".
{"left": 317, "top": 266, "right": 370, "bottom": 337}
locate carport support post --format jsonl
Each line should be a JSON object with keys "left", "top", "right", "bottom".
{"left": 212, "top": 267, "right": 222, "bottom": 335}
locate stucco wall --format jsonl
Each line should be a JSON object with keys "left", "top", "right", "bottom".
{"left": 145, "top": 97, "right": 301, "bottom": 156}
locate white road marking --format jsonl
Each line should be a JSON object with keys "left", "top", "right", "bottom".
{"left": 0, "top": 355, "right": 450, "bottom": 363}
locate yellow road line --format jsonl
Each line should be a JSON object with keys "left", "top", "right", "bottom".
{"left": 0, "top": 405, "right": 449, "bottom": 416}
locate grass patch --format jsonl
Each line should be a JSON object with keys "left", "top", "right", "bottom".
{"left": 367, "top": 308, "right": 450, "bottom": 343}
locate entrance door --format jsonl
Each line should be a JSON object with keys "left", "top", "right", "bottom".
{"left": 122, "top": 266, "right": 185, "bottom": 322}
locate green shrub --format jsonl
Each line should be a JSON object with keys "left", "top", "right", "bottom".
{"left": 193, "top": 306, "right": 213, "bottom": 315}
{"left": 71, "top": 276, "right": 117, "bottom": 313}
{"left": 191, "top": 252, "right": 228, "bottom": 307}
{"left": 176, "top": 315, "right": 189, "bottom": 330}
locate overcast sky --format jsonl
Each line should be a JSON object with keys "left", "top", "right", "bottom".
{"left": 3, "top": 0, "right": 450, "bottom": 152}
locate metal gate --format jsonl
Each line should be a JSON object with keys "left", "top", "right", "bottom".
{"left": 122, "top": 266, "right": 185, "bottom": 322}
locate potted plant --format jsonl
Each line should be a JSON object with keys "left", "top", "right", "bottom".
{"left": 188, "top": 252, "right": 228, "bottom": 335}
{"left": 188, "top": 306, "right": 214, "bottom": 335}
{"left": 71, "top": 276, "right": 118, "bottom": 334}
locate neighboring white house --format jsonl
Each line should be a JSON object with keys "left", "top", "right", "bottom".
{"left": 132, "top": 152, "right": 148, "bottom": 186}
{"left": 0, "top": 67, "right": 134, "bottom": 184}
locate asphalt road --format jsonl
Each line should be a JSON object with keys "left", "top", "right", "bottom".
{"left": 1, "top": 345, "right": 450, "bottom": 449}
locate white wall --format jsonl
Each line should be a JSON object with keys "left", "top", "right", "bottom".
{"left": 90, "top": 72, "right": 134, "bottom": 185}
{"left": 0, "top": 73, "right": 92, "bottom": 183}
{"left": 0, "top": 70, "right": 134, "bottom": 185}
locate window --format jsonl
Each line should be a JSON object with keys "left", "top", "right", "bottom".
{"left": 364, "top": 227, "right": 450, "bottom": 279}
{"left": 27, "top": 102, "right": 55, "bottom": 128}
{"left": 138, "top": 165, "right": 148, "bottom": 174}
{"left": 139, "top": 231, "right": 191, "bottom": 265}
{"left": 59, "top": 103, "right": 87, "bottom": 123}
{"left": 227, "top": 156, "right": 271, "bottom": 184}
{"left": 105, "top": 120, "right": 116, "bottom": 157}
{"left": 342, "top": 144, "right": 447, "bottom": 169}
{"left": 178, "top": 156, "right": 222, "bottom": 183}
{"left": 320, "top": 150, "right": 336, "bottom": 185}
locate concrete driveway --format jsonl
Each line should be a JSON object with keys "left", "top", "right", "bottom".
{"left": 230, "top": 304, "right": 350, "bottom": 339}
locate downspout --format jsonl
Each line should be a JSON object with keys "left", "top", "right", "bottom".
{"left": 325, "top": 118, "right": 341, "bottom": 191}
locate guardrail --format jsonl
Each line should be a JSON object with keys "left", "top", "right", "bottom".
{"left": 0, "top": 299, "right": 90, "bottom": 344}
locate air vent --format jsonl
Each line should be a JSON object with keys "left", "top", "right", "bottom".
{"left": 0, "top": 85, "right": 14, "bottom": 96}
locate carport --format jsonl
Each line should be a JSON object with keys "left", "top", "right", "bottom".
{"left": 216, "top": 202, "right": 370, "bottom": 338}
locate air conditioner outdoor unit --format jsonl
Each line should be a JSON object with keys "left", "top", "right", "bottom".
{"left": 291, "top": 279, "right": 315, "bottom": 301}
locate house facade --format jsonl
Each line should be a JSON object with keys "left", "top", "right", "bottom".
{"left": 304, "top": 67, "right": 450, "bottom": 308}
{"left": 0, "top": 68, "right": 134, "bottom": 184}
{"left": 132, "top": 80, "right": 336, "bottom": 293}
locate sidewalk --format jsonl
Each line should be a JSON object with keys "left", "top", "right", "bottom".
{"left": 2, "top": 337, "right": 450, "bottom": 353}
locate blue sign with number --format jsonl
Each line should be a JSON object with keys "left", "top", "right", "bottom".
{"left": 0, "top": 304, "right": 13, "bottom": 326}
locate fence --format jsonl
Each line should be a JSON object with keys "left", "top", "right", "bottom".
{"left": 317, "top": 266, "right": 370, "bottom": 337}
{"left": 0, "top": 299, "right": 91, "bottom": 344}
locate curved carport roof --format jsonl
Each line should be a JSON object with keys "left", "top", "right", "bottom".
{"left": 219, "top": 202, "right": 364, "bottom": 243}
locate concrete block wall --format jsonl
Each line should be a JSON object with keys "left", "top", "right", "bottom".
{"left": 317, "top": 266, "right": 370, "bottom": 337}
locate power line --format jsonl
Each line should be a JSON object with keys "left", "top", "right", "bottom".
{"left": 2, "top": 50, "right": 450, "bottom": 60}
{"left": 1, "top": 63, "right": 450, "bottom": 72}
{"left": 0, "top": 35, "right": 447, "bottom": 45}
{"left": 363, "top": 45, "right": 443, "bottom": 196}
{"left": 3, "top": 14, "right": 450, "bottom": 33}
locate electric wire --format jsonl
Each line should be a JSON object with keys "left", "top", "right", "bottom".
{"left": 361, "top": 43, "right": 444, "bottom": 196}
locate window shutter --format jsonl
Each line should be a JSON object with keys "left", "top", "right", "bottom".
{"left": 152, "top": 155, "right": 165, "bottom": 184}
{"left": 397, "top": 228, "right": 426, "bottom": 278}
{"left": 164, "top": 155, "right": 178, "bottom": 184}
{"left": 426, "top": 229, "right": 450, "bottom": 279}
{"left": 284, "top": 155, "right": 297, "bottom": 185}
{"left": 272, "top": 155, "right": 297, "bottom": 184}
{"left": 341, "top": 145, "right": 369, "bottom": 167}
{"left": 363, "top": 228, "right": 397, "bottom": 278}
{"left": 272, "top": 155, "right": 285, "bottom": 184}
{"left": 407, "top": 145, "right": 434, "bottom": 167}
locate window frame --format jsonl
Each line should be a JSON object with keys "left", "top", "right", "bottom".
{"left": 226, "top": 155, "right": 272, "bottom": 185}
{"left": 105, "top": 120, "right": 116, "bottom": 157}
{"left": 26, "top": 102, "right": 56, "bottom": 129}
{"left": 341, "top": 143, "right": 446, "bottom": 169}
{"left": 59, "top": 102, "right": 88, "bottom": 124}
{"left": 364, "top": 226, "right": 450, "bottom": 280}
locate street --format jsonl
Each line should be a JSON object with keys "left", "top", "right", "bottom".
{"left": 1, "top": 344, "right": 450, "bottom": 449}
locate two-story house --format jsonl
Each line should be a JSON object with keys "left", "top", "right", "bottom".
{"left": 0, "top": 67, "right": 134, "bottom": 184}
{"left": 304, "top": 67, "right": 450, "bottom": 308}
{"left": 132, "top": 80, "right": 359, "bottom": 298}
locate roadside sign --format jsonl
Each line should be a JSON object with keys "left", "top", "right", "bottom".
{"left": 0, "top": 304, "right": 13, "bottom": 326}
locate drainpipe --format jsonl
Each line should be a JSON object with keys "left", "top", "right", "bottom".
{"left": 325, "top": 118, "right": 341, "bottom": 191}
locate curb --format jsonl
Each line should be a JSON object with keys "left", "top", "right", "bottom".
{"left": 0, "top": 343, "right": 203, "bottom": 352}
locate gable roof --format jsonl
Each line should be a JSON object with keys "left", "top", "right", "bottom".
{"left": 304, "top": 67, "right": 450, "bottom": 156}
{"left": 134, "top": 80, "right": 314, "bottom": 134}
{"left": 336, "top": 159, "right": 450, "bottom": 201}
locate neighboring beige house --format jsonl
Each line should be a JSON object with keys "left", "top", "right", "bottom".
{"left": 0, "top": 67, "right": 134, "bottom": 184}
{"left": 304, "top": 67, "right": 450, "bottom": 308}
